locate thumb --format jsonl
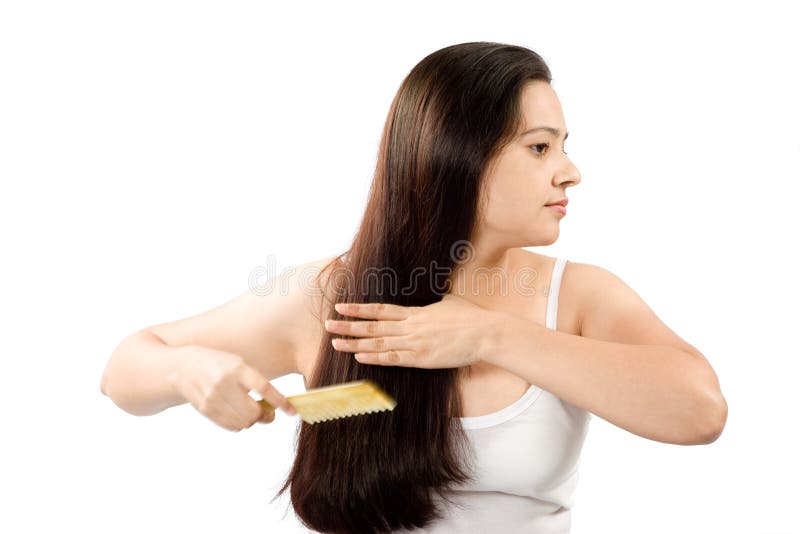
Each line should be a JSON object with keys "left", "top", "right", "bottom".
{"left": 257, "top": 405, "right": 276, "bottom": 424}
{"left": 239, "top": 364, "right": 297, "bottom": 416}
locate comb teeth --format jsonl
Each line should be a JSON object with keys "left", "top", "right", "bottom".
{"left": 258, "top": 379, "right": 397, "bottom": 424}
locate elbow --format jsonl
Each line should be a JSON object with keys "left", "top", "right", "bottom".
{"left": 100, "top": 360, "right": 113, "bottom": 396}
{"left": 689, "top": 358, "right": 727, "bottom": 445}
{"left": 100, "top": 360, "right": 117, "bottom": 398}
{"left": 694, "top": 392, "right": 728, "bottom": 445}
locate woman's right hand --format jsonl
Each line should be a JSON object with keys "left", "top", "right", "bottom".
{"left": 167, "top": 345, "right": 297, "bottom": 432}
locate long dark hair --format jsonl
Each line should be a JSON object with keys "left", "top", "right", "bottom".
{"left": 272, "top": 41, "right": 553, "bottom": 533}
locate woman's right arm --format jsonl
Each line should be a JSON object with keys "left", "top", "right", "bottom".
{"left": 100, "top": 329, "right": 192, "bottom": 416}
{"left": 100, "top": 255, "right": 338, "bottom": 420}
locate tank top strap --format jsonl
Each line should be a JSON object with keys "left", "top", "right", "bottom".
{"left": 545, "top": 258, "right": 568, "bottom": 330}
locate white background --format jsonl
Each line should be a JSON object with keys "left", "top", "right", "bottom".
{"left": 2, "top": 1, "right": 798, "bottom": 533}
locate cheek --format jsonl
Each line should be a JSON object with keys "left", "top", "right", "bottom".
{"left": 480, "top": 152, "right": 549, "bottom": 229}
{"left": 482, "top": 180, "right": 545, "bottom": 231}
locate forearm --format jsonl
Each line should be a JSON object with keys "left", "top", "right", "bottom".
{"left": 480, "top": 313, "right": 725, "bottom": 445}
{"left": 100, "top": 330, "right": 189, "bottom": 416}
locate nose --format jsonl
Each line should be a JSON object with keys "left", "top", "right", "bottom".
{"left": 556, "top": 158, "right": 581, "bottom": 187}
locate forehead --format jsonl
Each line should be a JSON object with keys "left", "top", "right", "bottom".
{"left": 518, "top": 81, "right": 565, "bottom": 130}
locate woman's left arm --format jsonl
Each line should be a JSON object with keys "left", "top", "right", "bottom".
{"left": 484, "top": 262, "right": 727, "bottom": 446}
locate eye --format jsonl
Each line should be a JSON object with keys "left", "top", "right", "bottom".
{"left": 529, "top": 143, "right": 568, "bottom": 156}
{"left": 530, "top": 143, "right": 549, "bottom": 156}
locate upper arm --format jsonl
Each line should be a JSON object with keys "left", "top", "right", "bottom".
{"left": 573, "top": 261, "right": 704, "bottom": 358}
{"left": 144, "top": 255, "right": 339, "bottom": 381}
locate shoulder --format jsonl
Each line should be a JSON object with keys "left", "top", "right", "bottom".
{"left": 557, "top": 260, "right": 617, "bottom": 336}
{"left": 510, "top": 247, "right": 580, "bottom": 299}
{"left": 288, "top": 253, "right": 347, "bottom": 378}
{"left": 509, "top": 247, "right": 556, "bottom": 279}
{"left": 511, "top": 249, "right": 624, "bottom": 337}
{"left": 509, "top": 248, "right": 583, "bottom": 334}
{"left": 564, "top": 260, "right": 704, "bottom": 357}
{"left": 286, "top": 253, "right": 344, "bottom": 326}
{"left": 140, "top": 253, "right": 344, "bottom": 382}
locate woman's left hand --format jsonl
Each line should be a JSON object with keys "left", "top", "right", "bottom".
{"left": 324, "top": 293, "right": 498, "bottom": 369}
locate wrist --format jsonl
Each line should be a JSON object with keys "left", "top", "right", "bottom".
{"left": 165, "top": 343, "right": 192, "bottom": 394}
{"left": 476, "top": 310, "right": 513, "bottom": 366}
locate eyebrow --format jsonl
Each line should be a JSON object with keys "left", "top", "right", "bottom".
{"left": 519, "top": 126, "right": 569, "bottom": 141}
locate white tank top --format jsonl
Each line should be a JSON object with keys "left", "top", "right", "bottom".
{"left": 394, "top": 257, "right": 593, "bottom": 533}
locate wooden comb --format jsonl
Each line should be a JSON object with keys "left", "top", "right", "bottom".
{"left": 254, "top": 379, "right": 397, "bottom": 424}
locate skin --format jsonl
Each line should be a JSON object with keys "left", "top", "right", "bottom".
{"left": 448, "top": 80, "right": 581, "bottom": 296}
{"left": 323, "top": 79, "right": 585, "bottom": 400}
{"left": 322, "top": 81, "right": 728, "bottom": 442}
{"left": 324, "top": 80, "right": 583, "bottom": 379}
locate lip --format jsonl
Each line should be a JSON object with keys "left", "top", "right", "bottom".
{"left": 547, "top": 204, "right": 567, "bottom": 216}
{"left": 545, "top": 198, "right": 568, "bottom": 207}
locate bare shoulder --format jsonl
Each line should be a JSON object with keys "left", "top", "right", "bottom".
{"left": 560, "top": 259, "right": 644, "bottom": 336}
{"left": 511, "top": 248, "right": 583, "bottom": 336}
{"left": 557, "top": 260, "right": 614, "bottom": 337}
{"left": 284, "top": 252, "right": 343, "bottom": 332}
{"left": 143, "top": 254, "right": 342, "bottom": 382}
{"left": 564, "top": 259, "right": 705, "bottom": 357}
{"left": 288, "top": 254, "right": 347, "bottom": 380}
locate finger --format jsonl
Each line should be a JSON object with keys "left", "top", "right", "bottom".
{"left": 185, "top": 381, "right": 248, "bottom": 431}
{"left": 257, "top": 405, "right": 276, "bottom": 424}
{"left": 324, "top": 318, "right": 406, "bottom": 338}
{"left": 354, "top": 349, "right": 417, "bottom": 367}
{"left": 334, "top": 301, "right": 412, "bottom": 321}
{"left": 220, "top": 384, "right": 264, "bottom": 429}
{"left": 331, "top": 334, "right": 411, "bottom": 354}
{"left": 239, "top": 365, "right": 296, "bottom": 415}
{"left": 216, "top": 395, "right": 252, "bottom": 432}
{"left": 199, "top": 372, "right": 262, "bottom": 428}
{"left": 247, "top": 391, "right": 279, "bottom": 424}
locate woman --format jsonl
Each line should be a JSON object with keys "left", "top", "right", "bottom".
{"left": 101, "top": 41, "right": 727, "bottom": 533}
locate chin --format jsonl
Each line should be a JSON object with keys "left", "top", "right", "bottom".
{"left": 523, "top": 229, "right": 559, "bottom": 247}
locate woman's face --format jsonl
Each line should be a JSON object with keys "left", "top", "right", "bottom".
{"left": 477, "top": 80, "right": 581, "bottom": 248}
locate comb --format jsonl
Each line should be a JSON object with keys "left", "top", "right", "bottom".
{"left": 254, "top": 379, "right": 397, "bottom": 424}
